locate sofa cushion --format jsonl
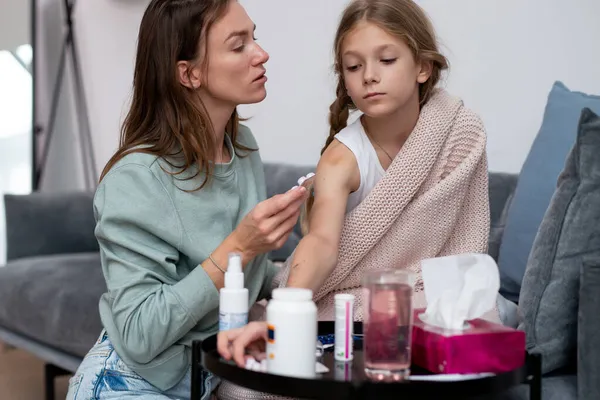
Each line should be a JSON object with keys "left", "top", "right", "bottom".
{"left": 498, "top": 81, "right": 600, "bottom": 303}
{"left": 577, "top": 202, "right": 600, "bottom": 399}
{"left": 3, "top": 191, "right": 98, "bottom": 262}
{"left": 518, "top": 108, "right": 600, "bottom": 374}
{"left": 0, "top": 252, "right": 105, "bottom": 357}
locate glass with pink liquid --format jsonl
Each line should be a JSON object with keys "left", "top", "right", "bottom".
{"left": 362, "top": 269, "right": 414, "bottom": 381}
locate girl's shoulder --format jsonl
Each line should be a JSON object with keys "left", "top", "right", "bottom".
{"left": 333, "top": 118, "right": 371, "bottom": 160}
{"left": 318, "top": 134, "right": 362, "bottom": 194}
{"left": 334, "top": 117, "right": 364, "bottom": 141}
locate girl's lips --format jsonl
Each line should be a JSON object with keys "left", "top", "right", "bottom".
{"left": 364, "top": 92, "right": 385, "bottom": 99}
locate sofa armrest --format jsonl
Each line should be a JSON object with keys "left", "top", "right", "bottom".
{"left": 487, "top": 172, "right": 518, "bottom": 261}
{"left": 3, "top": 191, "right": 98, "bottom": 262}
{"left": 578, "top": 254, "right": 600, "bottom": 399}
{"left": 488, "top": 172, "right": 518, "bottom": 227}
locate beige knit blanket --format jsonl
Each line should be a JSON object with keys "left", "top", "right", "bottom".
{"left": 276, "top": 88, "right": 492, "bottom": 320}
{"left": 216, "top": 89, "right": 494, "bottom": 399}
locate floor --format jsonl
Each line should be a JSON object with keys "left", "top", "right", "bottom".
{"left": 0, "top": 342, "right": 70, "bottom": 399}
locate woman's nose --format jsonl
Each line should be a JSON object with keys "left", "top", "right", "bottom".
{"left": 253, "top": 44, "right": 269, "bottom": 65}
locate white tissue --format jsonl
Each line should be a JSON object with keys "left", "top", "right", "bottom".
{"left": 244, "top": 358, "right": 329, "bottom": 374}
{"left": 419, "top": 253, "right": 500, "bottom": 330}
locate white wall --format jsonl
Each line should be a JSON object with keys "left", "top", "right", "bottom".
{"left": 74, "top": 0, "right": 148, "bottom": 180}
{"left": 422, "top": 0, "right": 600, "bottom": 173}
{"left": 0, "top": 0, "right": 29, "bottom": 50}
{"left": 35, "top": 0, "right": 93, "bottom": 192}
{"left": 72, "top": 0, "right": 600, "bottom": 175}
{"left": 0, "top": 0, "right": 32, "bottom": 265}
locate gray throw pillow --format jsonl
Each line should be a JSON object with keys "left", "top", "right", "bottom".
{"left": 579, "top": 249, "right": 600, "bottom": 400}
{"left": 518, "top": 107, "right": 600, "bottom": 374}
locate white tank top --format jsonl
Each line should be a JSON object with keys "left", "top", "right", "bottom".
{"left": 334, "top": 118, "right": 385, "bottom": 213}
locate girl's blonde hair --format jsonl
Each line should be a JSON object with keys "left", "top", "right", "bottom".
{"left": 300, "top": 0, "right": 448, "bottom": 235}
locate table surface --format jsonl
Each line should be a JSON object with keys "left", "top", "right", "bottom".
{"left": 194, "top": 322, "right": 542, "bottom": 400}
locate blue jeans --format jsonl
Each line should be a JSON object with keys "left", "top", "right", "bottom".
{"left": 66, "top": 330, "right": 216, "bottom": 399}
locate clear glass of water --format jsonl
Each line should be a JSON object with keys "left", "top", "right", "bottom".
{"left": 362, "top": 269, "right": 415, "bottom": 381}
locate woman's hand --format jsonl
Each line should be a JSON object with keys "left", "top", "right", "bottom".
{"left": 217, "top": 321, "right": 269, "bottom": 367}
{"left": 232, "top": 186, "right": 309, "bottom": 264}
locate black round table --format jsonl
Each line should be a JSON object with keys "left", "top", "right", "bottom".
{"left": 192, "top": 322, "right": 541, "bottom": 400}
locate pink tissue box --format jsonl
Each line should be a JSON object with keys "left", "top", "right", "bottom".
{"left": 411, "top": 308, "right": 526, "bottom": 374}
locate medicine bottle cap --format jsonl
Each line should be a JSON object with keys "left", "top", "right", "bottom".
{"left": 272, "top": 288, "right": 313, "bottom": 302}
{"left": 334, "top": 294, "right": 355, "bottom": 302}
{"left": 224, "top": 253, "right": 244, "bottom": 289}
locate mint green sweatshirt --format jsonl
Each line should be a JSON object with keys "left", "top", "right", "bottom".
{"left": 93, "top": 125, "right": 279, "bottom": 390}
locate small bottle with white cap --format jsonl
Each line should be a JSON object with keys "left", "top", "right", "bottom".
{"left": 266, "top": 288, "right": 317, "bottom": 378}
{"left": 218, "top": 252, "right": 249, "bottom": 331}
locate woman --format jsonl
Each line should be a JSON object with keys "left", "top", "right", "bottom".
{"left": 66, "top": 0, "right": 308, "bottom": 399}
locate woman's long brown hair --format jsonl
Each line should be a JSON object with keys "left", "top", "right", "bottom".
{"left": 100, "top": 0, "right": 254, "bottom": 190}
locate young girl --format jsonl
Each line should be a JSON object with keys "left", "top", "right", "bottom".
{"left": 271, "top": 0, "right": 491, "bottom": 321}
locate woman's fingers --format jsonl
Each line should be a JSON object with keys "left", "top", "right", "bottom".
{"left": 251, "top": 350, "right": 267, "bottom": 362}
{"left": 270, "top": 209, "right": 302, "bottom": 248}
{"left": 218, "top": 322, "right": 268, "bottom": 366}
{"left": 257, "top": 186, "right": 307, "bottom": 220}
{"left": 217, "top": 326, "right": 245, "bottom": 360}
{"left": 247, "top": 342, "right": 266, "bottom": 362}
{"left": 231, "top": 322, "right": 269, "bottom": 367}
{"left": 265, "top": 198, "right": 303, "bottom": 238}
{"left": 264, "top": 178, "right": 312, "bottom": 236}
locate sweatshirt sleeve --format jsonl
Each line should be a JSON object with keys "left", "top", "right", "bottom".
{"left": 94, "top": 163, "right": 219, "bottom": 364}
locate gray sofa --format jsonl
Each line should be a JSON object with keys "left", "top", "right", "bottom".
{"left": 0, "top": 162, "right": 573, "bottom": 399}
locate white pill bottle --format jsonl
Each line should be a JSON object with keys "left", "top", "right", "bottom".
{"left": 266, "top": 288, "right": 317, "bottom": 378}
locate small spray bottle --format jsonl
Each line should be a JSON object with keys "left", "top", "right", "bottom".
{"left": 219, "top": 252, "right": 249, "bottom": 331}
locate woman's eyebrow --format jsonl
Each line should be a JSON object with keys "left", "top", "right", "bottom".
{"left": 224, "top": 24, "right": 256, "bottom": 43}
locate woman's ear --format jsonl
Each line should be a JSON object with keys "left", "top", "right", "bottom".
{"left": 177, "top": 61, "right": 202, "bottom": 89}
{"left": 417, "top": 59, "right": 433, "bottom": 84}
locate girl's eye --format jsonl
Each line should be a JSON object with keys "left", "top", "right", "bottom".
{"left": 346, "top": 65, "right": 359, "bottom": 72}
{"left": 381, "top": 58, "right": 397, "bottom": 64}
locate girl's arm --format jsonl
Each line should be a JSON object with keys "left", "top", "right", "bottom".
{"left": 285, "top": 140, "right": 359, "bottom": 293}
